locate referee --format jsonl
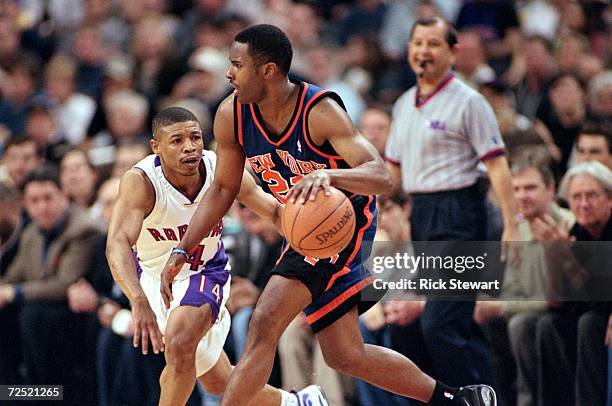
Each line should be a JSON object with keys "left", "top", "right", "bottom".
{"left": 385, "top": 17, "right": 519, "bottom": 390}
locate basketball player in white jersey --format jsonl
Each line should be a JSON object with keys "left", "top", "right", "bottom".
{"left": 106, "top": 107, "right": 327, "bottom": 406}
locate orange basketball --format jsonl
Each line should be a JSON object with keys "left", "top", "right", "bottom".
{"left": 282, "top": 187, "right": 356, "bottom": 259}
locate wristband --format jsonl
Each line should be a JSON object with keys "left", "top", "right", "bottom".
{"left": 171, "top": 247, "right": 190, "bottom": 259}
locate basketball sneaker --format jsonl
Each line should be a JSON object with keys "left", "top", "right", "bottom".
{"left": 292, "top": 385, "right": 329, "bottom": 406}
{"left": 453, "top": 384, "right": 497, "bottom": 406}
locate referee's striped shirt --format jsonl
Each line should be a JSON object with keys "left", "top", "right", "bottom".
{"left": 385, "top": 74, "right": 505, "bottom": 194}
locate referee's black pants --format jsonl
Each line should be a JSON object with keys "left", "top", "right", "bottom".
{"left": 410, "top": 185, "right": 498, "bottom": 391}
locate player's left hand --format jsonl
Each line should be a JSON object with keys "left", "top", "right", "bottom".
{"left": 286, "top": 170, "right": 331, "bottom": 204}
{"left": 606, "top": 314, "right": 612, "bottom": 347}
{"left": 160, "top": 252, "right": 187, "bottom": 309}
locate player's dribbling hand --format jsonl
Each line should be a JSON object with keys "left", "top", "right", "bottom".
{"left": 287, "top": 170, "right": 331, "bottom": 204}
{"left": 160, "top": 252, "right": 186, "bottom": 309}
{"left": 131, "top": 296, "right": 164, "bottom": 355}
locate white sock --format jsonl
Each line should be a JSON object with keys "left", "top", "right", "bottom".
{"left": 280, "top": 389, "right": 299, "bottom": 406}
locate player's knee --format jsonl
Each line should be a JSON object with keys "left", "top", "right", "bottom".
{"left": 199, "top": 374, "right": 226, "bottom": 396}
{"left": 164, "top": 333, "right": 197, "bottom": 369}
{"left": 249, "top": 307, "right": 284, "bottom": 343}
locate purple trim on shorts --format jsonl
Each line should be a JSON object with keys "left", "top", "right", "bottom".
{"left": 203, "top": 242, "right": 229, "bottom": 270}
{"left": 132, "top": 250, "right": 143, "bottom": 279}
{"left": 180, "top": 266, "right": 230, "bottom": 323}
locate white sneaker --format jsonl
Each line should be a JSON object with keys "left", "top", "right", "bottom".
{"left": 293, "top": 385, "right": 329, "bottom": 406}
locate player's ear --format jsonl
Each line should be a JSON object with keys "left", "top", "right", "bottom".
{"left": 150, "top": 137, "right": 160, "bottom": 154}
{"left": 262, "top": 62, "right": 277, "bottom": 78}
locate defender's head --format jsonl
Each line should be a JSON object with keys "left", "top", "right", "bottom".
{"left": 151, "top": 107, "right": 203, "bottom": 176}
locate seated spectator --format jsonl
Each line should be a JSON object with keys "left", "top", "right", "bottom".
{"left": 575, "top": 119, "right": 612, "bottom": 169}
{"left": 0, "top": 165, "right": 100, "bottom": 404}
{"left": 24, "top": 102, "right": 71, "bottom": 165}
{"left": 358, "top": 105, "right": 391, "bottom": 157}
{"left": 454, "top": 30, "right": 495, "bottom": 89}
{"left": 90, "top": 89, "right": 149, "bottom": 148}
{"left": 0, "top": 53, "right": 40, "bottom": 136}
{"left": 531, "top": 161, "right": 612, "bottom": 406}
{"left": 60, "top": 148, "right": 99, "bottom": 213}
{"left": 0, "top": 137, "right": 43, "bottom": 188}
{"left": 0, "top": 182, "right": 24, "bottom": 385}
{"left": 42, "top": 53, "right": 96, "bottom": 145}
{"left": 479, "top": 79, "right": 558, "bottom": 162}
{"left": 110, "top": 139, "right": 150, "bottom": 178}
{"left": 587, "top": 70, "right": 612, "bottom": 117}
{"left": 474, "top": 155, "right": 574, "bottom": 406}
{"left": 535, "top": 72, "right": 587, "bottom": 176}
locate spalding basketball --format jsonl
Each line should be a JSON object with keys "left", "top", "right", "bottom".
{"left": 282, "top": 187, "right": 356, "bottom": 259}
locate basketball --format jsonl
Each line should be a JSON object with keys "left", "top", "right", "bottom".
{"left": 282, "top": 186, "right": 356, "bottom": 259}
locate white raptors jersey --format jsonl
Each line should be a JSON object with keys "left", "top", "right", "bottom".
{"left": 134, "top": 151, "right": 228, "bottom": 281}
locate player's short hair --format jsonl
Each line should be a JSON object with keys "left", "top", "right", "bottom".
{"left": 409, "top": 16, "right": 458, "bottom": 48}
{"left": 579, "top": 120, "right": 612, "bottom": 153}
{"left": 21, "top": 164, "right": 61, "bottom": 192}
{"left": 234, "top": 24, "right": 293, "bottom": 75}
{"left": 511, "top": 153, "right": 555, "bottom": 187}
{"left": 152, "top": 107, "right": 199, "bottom": 137}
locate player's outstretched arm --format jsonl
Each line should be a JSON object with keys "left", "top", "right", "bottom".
{"left": 161, "top": 96, "right": 246, "bottom": 294}
{"left": 287, "top": 98, "right": 392, "bottom": 202}
{"left": 237, "top": 170, "right": 283, "bottom": 232}
{"left": 106, "top": 168, "right": 164, "bottom": 355}
{"left": 175, "top": 96, "right": 245, "bottom": 253}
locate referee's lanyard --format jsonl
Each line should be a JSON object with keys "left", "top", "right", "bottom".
{"left": 415, "top": 73, "right": 454, "bottom": 108}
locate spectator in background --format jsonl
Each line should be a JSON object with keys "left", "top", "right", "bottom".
{"left": 555, "top": 33, "right": 590, "bottom": 74}
{"left": 358, "top": 105, "right": 391, "bottom": 157}
{"left": 111, "top": 139, "right": 150, "bottom": 178}
{"left": 283, "top": 2, "right": 322, "bottom": 77}
{"left": 24, "top": 102, "right": 70, "bottom": 165}
{"left": 337, "top": 0, "right": 386, "bottom": 46}
{"left": 42, "top": 53, "right": 96, "bottom": 145}
{"left": 91, "top": 89, "right": 149, "bottom": 148}
{"left": 306, "top": 43, "right": 365, "bottom": 122}
{"left": 455, "top": 0, "right": 525, "bottom": 87}
{"left": 479, "top": 79, "right": 557, "bottom": 162}
{"left": 588, "top": 70, "right": 612, "bottom": 117}
{"left": 0, "top": 137, "right": 43, "bottom": 188}
{"left": 454, "top": 30, "right": 495, "bottom": 89}
{"left": 0, "top": 54, "right": 40, "bottom": 136}
{"left": 60, "top": 149, "right": 99, "bottom": 213}
{"left": 514, "top": 36, "right": 557, "bottom": 120}
{"left": 0, "top": 182, "right": 24, "bottom": 386}
{"left": 131, "top": 15, "right": 185, "bottom": 103}
{"left": 531, "top": 161, "right": 612, "bottom": 406}
{"left": 475, "top": 155, "right": 574, "bottom": 406}
{"left": 575, "top": 120, "right": 612, "bottom": 170}
{"left": 170, "top": 46, "right": 230, "bottom": 121}
{"left": 82, "top": 0, "right": 131, "bottom": 54}
{"left": 72, "top": 24, "right": 108, "bottom": 100}
{"left": 0, "top": 15, "right": 22, "bottom": 69}
{"left": 0, "top": 165, "right": 100, "bottom": 404}
{"left": 535, "top": 72, "right": 587, "bottom": 176}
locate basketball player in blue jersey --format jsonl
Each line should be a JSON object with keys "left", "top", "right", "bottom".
{"left": 162, "top": 25, "right": 497, "bottom": 406}
{"left": 106, "top": 107, "right": 326, "bottom": 406}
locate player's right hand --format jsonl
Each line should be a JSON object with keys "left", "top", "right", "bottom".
{"left": 160, "top": 252, "right": 186, "bottom": 309}
{"left": 131, "top": 297, "right": 164, "bottom": 355}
